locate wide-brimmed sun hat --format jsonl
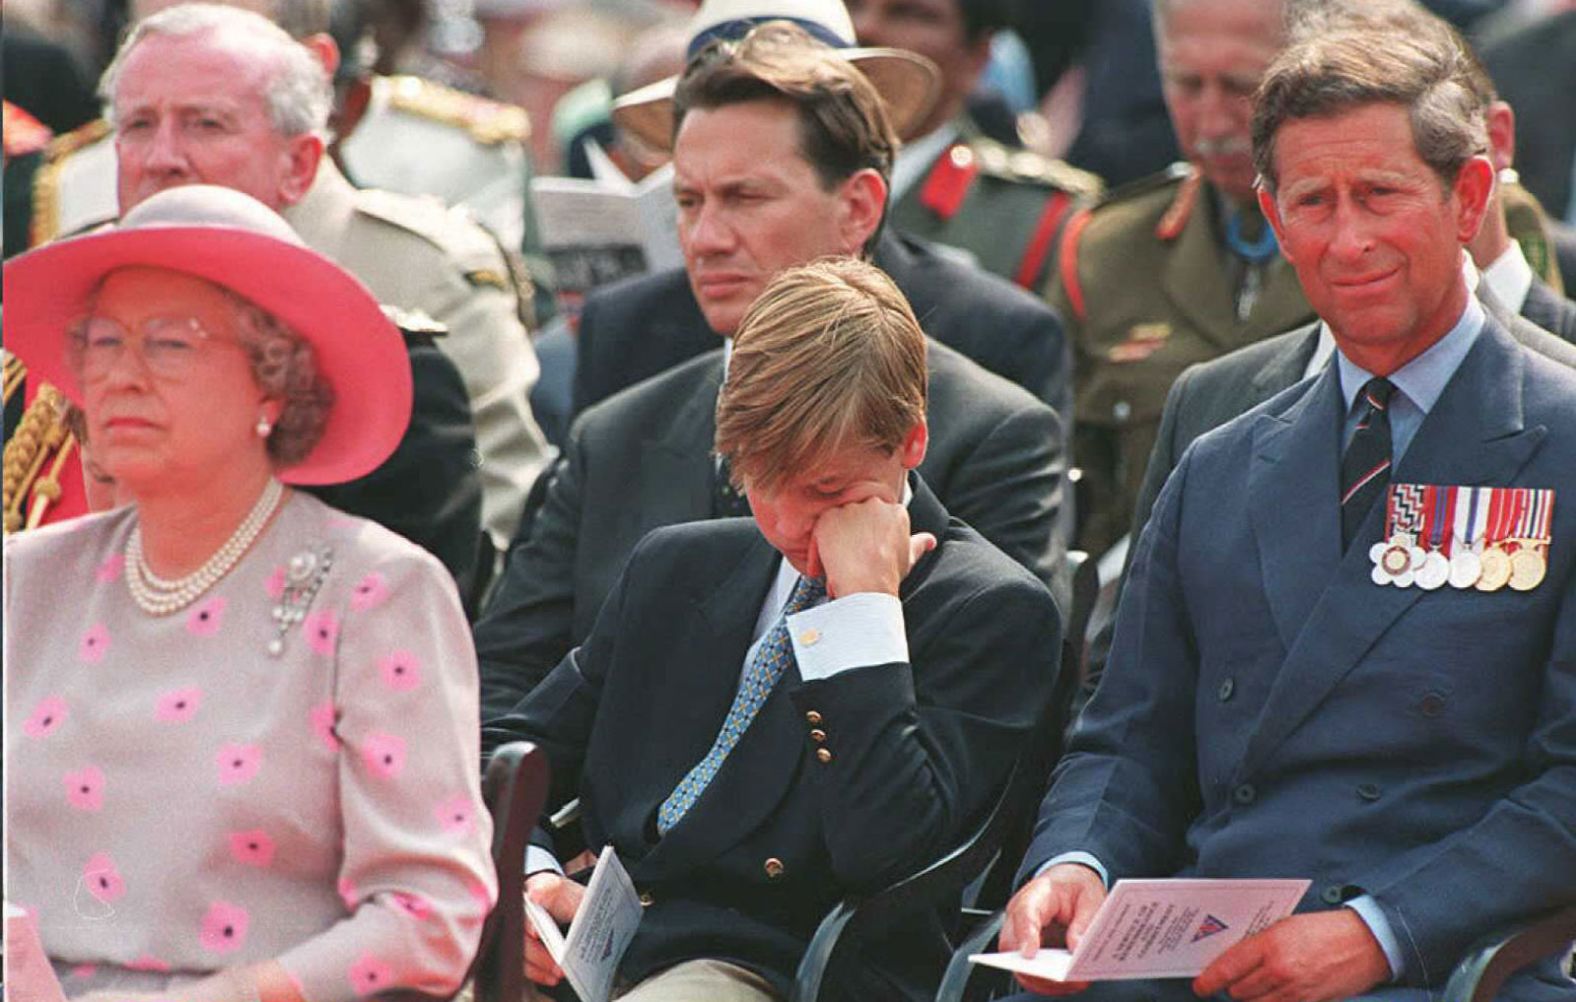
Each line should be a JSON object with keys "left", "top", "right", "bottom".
{"left": 2, "top": 184, "right": 411, "bottom": 486}
{"left": 611, "top": 0, "right": 941, "bottom": 153}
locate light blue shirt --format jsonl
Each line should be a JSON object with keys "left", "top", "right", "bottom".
{"left": 1337, "top": 296, "right": 1485, "bottom": 463}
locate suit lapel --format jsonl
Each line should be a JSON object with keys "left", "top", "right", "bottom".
{"left": 1238, "top": 319, "right": 1546, "bottom": 778}
{"left": 1247, "top": 364, "right": 1345, "bottom": 650}
{"left": 631, "top": 534, "right": 789, "bottom": 880}
{"left": 636, "top": 354, "right": 723, "bottom": 525}
{"left": 1250, "top": 326, "right": 1321, "bottom": 399}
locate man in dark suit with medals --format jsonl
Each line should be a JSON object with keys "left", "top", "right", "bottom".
{"left": 1001, "top": 22, "right": 1576, "bottom": 1002}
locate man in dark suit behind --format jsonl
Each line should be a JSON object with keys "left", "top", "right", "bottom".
{"left": 474, "top": 20, "right": 1069, "bottom": 714}
{"left": 1001, "top": 23, "right": 1576, "bottom": 1002}
{"left": 483, "top": 258, "right": 1059, "bottom": 1001}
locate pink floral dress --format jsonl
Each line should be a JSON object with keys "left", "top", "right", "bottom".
{"left": 4, "top": 492, "right": 496, "bottom": 999}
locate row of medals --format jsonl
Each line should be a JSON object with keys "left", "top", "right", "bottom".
{"left": 1370, "top": 533, "right": 1546, "bottom": 591}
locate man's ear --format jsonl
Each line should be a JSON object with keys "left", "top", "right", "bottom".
{"left": 301, "top": 33, "right": 341, "bottom": 78}
{"left": 838, "top": 168, "right": 889, "bottom": 255}
{"left": 1485, "top": 101, "right": 1515, "bottom": 173}
{"left": 1257, "top": 183, "right": 1293, "bottom": 264}
{"left": 277, "top": 133, "right": 325, "bottom": 207}
{"left": 1452, "top": 155, "right": 1496, "bottom": 245}
{"left": 899, "top": 420, "right": 928, "bottom": 470}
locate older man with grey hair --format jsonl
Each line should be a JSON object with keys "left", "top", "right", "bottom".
{"left": 99, "top": 2, "right": 548, "bottom": 574}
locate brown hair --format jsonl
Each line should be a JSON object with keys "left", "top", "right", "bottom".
{"left": 1252, "top": 24, "right": 1488, "bottom": 191}
{"left": 715, "top": 258, "right": 926, "bottom": 495}
{"left": 672, "top": 21, "right": 897, "bottom": 257}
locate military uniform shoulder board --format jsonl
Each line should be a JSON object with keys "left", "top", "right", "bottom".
{"left": 1058, "top": 162, "right": 1198, "bottom": 322}
{"left": 352, "top": 188, "right": 534, "bottom": 327}
{"left": 32, "top": 119, "right": 117, "bottom": 247}
{"left": 971, "top": 136, "right": 1104, "bottom": 199}
{"left": 382, "top": 75, "right": 531, "bottom": 147}
{"left": 3, "top": 102, "right": 53, "bottom": 161}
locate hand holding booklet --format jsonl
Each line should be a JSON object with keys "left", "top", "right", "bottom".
{"left": 972, "top": 878, "right": 1310, "bottom": 982}
{"left": 525, "top": 847, "right": 644, "bottom": 1002}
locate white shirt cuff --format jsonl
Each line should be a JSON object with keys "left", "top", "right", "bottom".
{"left": 1346, "top": 895, "right": 1405, "bottom": 980}
{"left": 1034, "top": 852, "right": 1110, "bottom": 889}
{"left": 787, "top": 592, "right": 907, "bottom": 680}
{"left": 525, "top": 845, "right": 564, "bottom": 877}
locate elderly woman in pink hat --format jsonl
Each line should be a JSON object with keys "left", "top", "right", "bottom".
{"left": 3, "top": 185, "right": 495, "bottom": 1001}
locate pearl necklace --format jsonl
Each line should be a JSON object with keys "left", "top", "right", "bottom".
{"left": 125, "top": 478, "right": 286, "bottom": 616}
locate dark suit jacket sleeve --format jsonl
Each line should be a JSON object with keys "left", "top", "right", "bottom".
{"left": 306, "top": 339, "right": 483, "bottom": 596}
{"left": 472, "top": 424, "right": 588, "bottom": 721}
{"left": 570, "top": 290, "right": 606, "bottom": 419}
{"left": 787, "top": 574, "right": 1061, "bottom": 890}
{"left": 1017, "top": 448, "right": 1203, "bottom": 887}
{"left": 940, "top": 401, "right": 1068, "bottom": 594}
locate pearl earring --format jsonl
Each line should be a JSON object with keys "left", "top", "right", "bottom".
{"left": 256, "top": 415, "right": 273, "bottom": 438}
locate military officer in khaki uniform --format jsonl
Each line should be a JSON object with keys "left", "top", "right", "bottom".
{"left": 851, "top": 0, "right": 1103, "bottom": 291}
{"left": 1050, "top": 0, "right": 1307, "bottom": 558}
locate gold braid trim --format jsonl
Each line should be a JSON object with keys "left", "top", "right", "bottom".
{"left": 4, "top": 384, "right": 69, "bottom": 533}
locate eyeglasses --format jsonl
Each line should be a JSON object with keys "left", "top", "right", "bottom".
{"left": 67, "top": 315, "right": 243, "bottom": 383}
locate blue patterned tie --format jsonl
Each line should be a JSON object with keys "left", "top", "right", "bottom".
{"left": 657, "top": 574, "right": 826, "bottom": 834}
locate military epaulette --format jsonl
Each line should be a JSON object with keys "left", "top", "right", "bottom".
{"left": 43, "top": 117, "right": 112, "bottom": 162}
{"left": 3, "top": 101, "right": 52, "bottom": 161}
{"left": 971, "top": 136, "right": 1104, "bottom": 198}
{"left": 383, "top": 76, "right": 531, "bottom": 146}
{"left": 380, "top": 304, "right": 449, "bottom": 338}
{"left": 1089, "top": 160, "right": 1195, "bottom": 211}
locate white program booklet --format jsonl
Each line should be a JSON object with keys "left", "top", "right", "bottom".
{"left": 524, "top": 847, "right": 644, "bottom": 1002}
{"left": 972, "top": 878, "right": 1310, "bottom": 982}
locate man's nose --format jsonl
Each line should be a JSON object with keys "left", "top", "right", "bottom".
{"left": 142, "top": 119, "right": 192, "bottom": 174}
{"left": 1328, "top": 197, "right": 1377, "bottom": 263}
{"left": 686, "top": 202, "right": 736, "bottom": 256}
{"left": 1195, "top": 85, "right": 1245, "bottom": 142}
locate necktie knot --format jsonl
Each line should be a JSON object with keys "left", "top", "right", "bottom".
{"left": 1359, "top": 376, "right": 1397, "bottom": 413}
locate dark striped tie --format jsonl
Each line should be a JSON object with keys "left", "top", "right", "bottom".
{"left": 1340, "top": 376, "right": 1396, "bottom": 551}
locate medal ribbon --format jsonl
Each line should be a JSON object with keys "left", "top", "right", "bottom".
{"left": 1484, "top": 488, "right": 1509, "bottom": 549}
{"left": 1426, "top": 484, "right": 1453, "bottom": 554}
{"left": 1453, "top": 486, "right": 1486, "bottom": 553}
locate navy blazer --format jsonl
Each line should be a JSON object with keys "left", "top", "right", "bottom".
{"left": 1023, "top": 316, "right": 1576, "bottom": 999}
{"left": 484, "top": 476, "right": 1060, "bottom": 1000}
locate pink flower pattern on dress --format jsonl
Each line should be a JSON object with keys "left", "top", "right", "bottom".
{"left": 69, "top": 964, "right": 98, "bottom": 979}
{"left": 79, "top": 624, "right": 110, "bottom": 663}
{"left": 338, "top": 876, "right": 359, "bottom": 909}
{"left": 185, "top": 597, "right": 226, "bottom": 636}
{"left": 216, "top": 744, "right": 262, "bottom": 786}
{"left": 198, "top": 901, "right": 249, "bottom": 953}
{"left": 155, "top": 687, "right": 202, "bottom": 723}
{"left": 362, "top": 733, "right": 407, "bottom": 779}
{"left": 304, "top": 611, "right": 339, "bottom": 655}
{"left": 127, "top": 956, "right": 170, "bottom": 973}
{"left": 310, "top": 701, "right": 340, "bottom": 751}
{"left": 435, "top": 795, "right": 476, "bottom": 835}
{"left": 23, "top": 696, "right": 68, "bottom": 738}
{"left": 228, "top": 829, "right": 276, "bottom": 867}
{"left": 377, "top": 650, "right": 422, "bottom": 691}
{"left": 465, "top": 876, "right": 495, "bottom": 910}
{"left": 348, "top": 954, "right": 395, "bottom": 997}
{"left": 96, "top": 553, "right": 124, "bottom": 583}
{"left": 351, "top": 572, "right": 390, "bottom": 612}
{"left": 65, "top": 766, "right": 105, "bottom": 811}
{"left": 265, "top": 565, "right": 287, "bottom": 599}
{"left": 83, "top": 852, "right": 126, "bottom": 903}
{"left": 390, "top": 891, "right": 431, "bottom": 920}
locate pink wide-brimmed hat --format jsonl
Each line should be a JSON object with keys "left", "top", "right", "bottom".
{"left": 611, "top": 0, "right": 941, "bottom": 153}
{"left": 2, "top": 184, "right": 411, "bottom": 486}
